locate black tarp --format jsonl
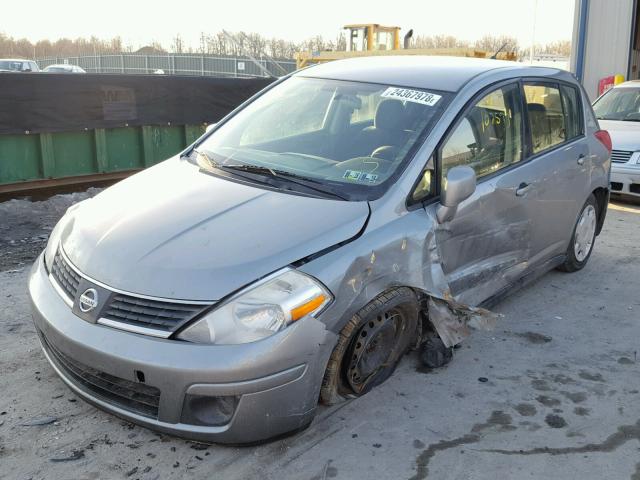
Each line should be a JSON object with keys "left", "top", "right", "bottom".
{"left": 0, "top": 73, "right": 274, "bottom": 135}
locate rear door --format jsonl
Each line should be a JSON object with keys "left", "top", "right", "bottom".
{"left": 520, "top": 81, "right": 589, "bottom": 263}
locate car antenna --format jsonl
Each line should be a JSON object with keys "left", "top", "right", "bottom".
{"left": 490, "top": 42, "right": 509, "bottom": 60}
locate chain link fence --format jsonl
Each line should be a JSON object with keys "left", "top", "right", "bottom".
{"left": 36, "top": 53, "right": 296, "bottom": 77}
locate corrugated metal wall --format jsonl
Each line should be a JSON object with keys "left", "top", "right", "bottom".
{"left": 37, "top": 54, "right": 296, "bottom": 78}
{"left": 572, "top": 0, "right": 635, "bottom": 100}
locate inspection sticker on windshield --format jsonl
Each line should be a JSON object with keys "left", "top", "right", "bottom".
{"left": 343, "top": 170, "right": 379, "bottom": 183}
{"left": 381, "top": 87, "right": 441, "bottom": 106}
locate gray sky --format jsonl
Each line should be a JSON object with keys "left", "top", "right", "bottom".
{"left": 6, "top": 0, "right": 575, "bottom": 49}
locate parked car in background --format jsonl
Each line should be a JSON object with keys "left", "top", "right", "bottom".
{"left": 42, "top": 64, "right": 86, "bottom": 73}
{"left": 30, "top": 56, "right": 611, "bottom": 444}
{"left": 0, "top": 59, "right": 40, "bottom": 72}
{"left": 593, "top": 81, "right": 640, "bottom": 200}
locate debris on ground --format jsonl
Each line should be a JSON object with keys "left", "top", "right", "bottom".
{"left": 50, "top": 450, "right": 85, "bottom": 462}
{"left": 20, "top": 416, "right": 58, "bottom": 426}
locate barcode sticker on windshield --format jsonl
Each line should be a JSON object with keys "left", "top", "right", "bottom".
{"left": 381, "top": 87, "right": 441, "bottom": 106}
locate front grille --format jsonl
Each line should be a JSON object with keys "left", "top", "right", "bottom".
{"left": 631, "top": 184, "right": 640, "bottom": 194}
{"left": 50, "top": 250, "right": 81, "bottom": 301}
{"left": 611, "top": 150, "right": 633, "bottom": 163}
{"left": 610, "top": 181, "right": 623, "bottom": 191}
{"left": 103, "top": 294, "right": 206, "bottom": 334}
{"left": 39, "top": 330, "right": 160, "bottom": 418}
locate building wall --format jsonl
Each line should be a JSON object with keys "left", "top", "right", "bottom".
{"left": 572, "top": 0, "right": 634, "bottom": 100}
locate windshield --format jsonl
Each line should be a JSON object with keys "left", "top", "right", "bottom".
{"left": 193, "top": 76, "right": 451, "bottom": 200}
{"left": 593, "top": 87, "right": 640, "bottom": 121}
{"left": 0, "top": 60, "right": 24, "bottom": 71}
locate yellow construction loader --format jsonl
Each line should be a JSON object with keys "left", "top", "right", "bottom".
{"left": 296, "top": 24, "right": 517, "bottom": 69}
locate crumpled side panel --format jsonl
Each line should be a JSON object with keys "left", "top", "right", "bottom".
{"left": 427, "top": 295, "right": 501, "bottom": 348}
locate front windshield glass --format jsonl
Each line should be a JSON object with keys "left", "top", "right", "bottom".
{"left": 593, "top": 87, "right": 640, "bottom": 121}
{"left": 0, "top": 60, "right": 24, "bottom": 71}
{"left": 194, "top": 76, "right": 451, "bottom": 200}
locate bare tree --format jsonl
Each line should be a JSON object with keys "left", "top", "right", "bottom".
{"left": 474, "top": 35, "right": 519, "bottom": 54}
{"left": 171, "top": 34, "right": 184, "bottom": 54}
{"left": 0, "top": 29, "right": 567, "bottom": 63}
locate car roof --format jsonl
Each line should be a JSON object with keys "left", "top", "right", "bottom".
{"left": 0, "top": 58, "right": 33, "bottom": 62}
{"left": 297, "top": 55, "right": 544, "bottom": 92}
{"left": 45, "top": 64, "right": 74, "bottom": 68}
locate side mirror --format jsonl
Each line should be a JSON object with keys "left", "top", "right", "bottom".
{"left": 205, "top": 123, "right": 217, "bottom": 133}
{"left": 436, "top": 166, "right": 476, "bottom": 223}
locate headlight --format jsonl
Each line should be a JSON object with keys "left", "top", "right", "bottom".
{"left": 176, "top": 269, "right": 332, "bottom": 345}
{"left": 44, "top": 214, "right": 67, "bottom": 270}
{"left": 44, "top": 200, "right": 86, "bottom": 270}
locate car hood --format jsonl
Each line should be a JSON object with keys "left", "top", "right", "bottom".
{"left": 599, "top": 120, "right": 640, "bottom": 151}
{"left": 60, "top": 157, "right": 369, "bottom": 301}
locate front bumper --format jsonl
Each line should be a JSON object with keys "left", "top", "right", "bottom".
{"left": 610, "top": 165, "right": 640, "bottom": 198}
{"left": 29, "top": 254, "right": 336, "bottom": 443}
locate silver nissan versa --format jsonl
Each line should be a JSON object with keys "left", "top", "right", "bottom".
{"left": 29, "top": 56, "right": 611, "bottom": 444}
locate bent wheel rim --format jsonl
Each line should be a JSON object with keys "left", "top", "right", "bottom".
{"left": 574, "top": 204, "right": 596, "bottom": 262}
{"left": 345, "top": 308, "right": 407, "bottom": 394}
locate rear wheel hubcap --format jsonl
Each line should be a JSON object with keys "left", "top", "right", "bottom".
{"left": 574, "top": 204, "right": 596, "bottom": 262}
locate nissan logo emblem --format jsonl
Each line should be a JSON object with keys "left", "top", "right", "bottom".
{"left": 79, "top": 288, "right": 99, "bottom": 313}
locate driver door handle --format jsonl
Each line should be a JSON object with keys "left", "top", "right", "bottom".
{"left": 577, "top": 153, "right": 586, "bottom": 165}
{"left": 515, "top": 182, "right": 532, "bottom": 197}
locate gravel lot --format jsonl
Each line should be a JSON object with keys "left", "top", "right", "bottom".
{"left": 1, "top": 195, "right": 640, "bottom": 480}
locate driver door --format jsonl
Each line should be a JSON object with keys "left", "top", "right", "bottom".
{"left": 431, "top": 82, "right": 535, "bottom": 306}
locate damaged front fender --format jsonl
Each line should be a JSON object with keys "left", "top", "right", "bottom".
{"left": 298, "top": 203, "right": 501, "bottom": 349}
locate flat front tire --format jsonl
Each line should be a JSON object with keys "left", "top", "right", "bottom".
{"left": 320, "top": 287, "right": 419, "bottom": 405}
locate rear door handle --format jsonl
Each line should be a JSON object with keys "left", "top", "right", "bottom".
{"left": 577, "top": 153, "right": 586, "bottom": 165}
{"left": 515, "top": 182, "right": 532, "bottom": 197}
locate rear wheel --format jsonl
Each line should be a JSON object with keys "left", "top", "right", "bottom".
{"left": 320, "top": 288, "right": 419, "bottom": 404}
{"left": 558, "top": 194, "right": 598, "bottom": 272}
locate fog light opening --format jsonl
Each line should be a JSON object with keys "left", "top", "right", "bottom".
{"left": 181, "top": 394, "right": 239, "bottom": 427}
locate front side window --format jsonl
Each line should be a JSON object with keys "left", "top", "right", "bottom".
{"left": 440, "top": 83, "right": 523, "bottom": 188}
{"left": 524, "top": 83, "right": 566, "bottom": 154}
{"left": 196, "top": 77, "right": 451, "bottom": 200}
{"left": 593, "top": 87, "right": 640, "bottom": 121}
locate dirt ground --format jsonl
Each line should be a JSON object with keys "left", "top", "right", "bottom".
{"left": 1, "top": 195, "right": 640, "bottom": 480}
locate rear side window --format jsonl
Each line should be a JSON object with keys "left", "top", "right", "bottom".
{"left": 523, "top": 84, "right": 565, "bottom": 154}
{"left": 560, "top": 85, "right": 583, "bottom": 140}
{"left": 440, "top": 83, "right": 523, "bottom": 186}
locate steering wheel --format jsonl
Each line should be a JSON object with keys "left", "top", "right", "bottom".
{"left": 370, "top": 145, "right": 399, "bottom": 162}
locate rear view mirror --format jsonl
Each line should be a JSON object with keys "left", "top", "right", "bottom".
{"left": 437, "top": 166, "right": 476, "bottom": 223}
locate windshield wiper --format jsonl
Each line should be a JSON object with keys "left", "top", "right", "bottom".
{"left": 194, "top": 150, "right": 347, "bottom": 201}
{"left": 222, "top": 164, "right": 348, "bottom": 201}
